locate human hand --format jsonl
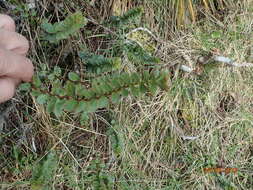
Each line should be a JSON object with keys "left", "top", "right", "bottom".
{"left": 0, "top": 14, "right": 34, "bottom": 103}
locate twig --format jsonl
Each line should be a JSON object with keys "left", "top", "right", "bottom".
{"left": 180, "top": 55, "right": 253, "bottom": 74}
{"left": 213, "top": 55, "right": 253, "bottom": 67}
{"left": 58, "top": 137, "right": 82, "bottom": 168}
{"left": 169, "top": 115, "right": 198, "bottom": 141}
{"left": 180, "top": 65, "right": 194, "bottom": 73}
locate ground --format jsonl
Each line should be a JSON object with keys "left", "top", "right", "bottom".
{"left": 0, "top": 0, "right": 253, "bottom": 190}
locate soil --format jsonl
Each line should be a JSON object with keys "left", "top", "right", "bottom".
{"left": 0, "top": 101, "right": 13, "bottom": 130}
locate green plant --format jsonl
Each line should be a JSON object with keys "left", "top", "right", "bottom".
{"left": 86, "top": 159, "right": 114, "bottom": 190}
{"left": 21, "top": 68, "right": 169, "bottom": 123}
{"left": 107, "top": 121, "right": 125, "bottom": 158}
{"left": 30, "top": 153, "right": 57, "bottom": 190}
{"left": 105, "top": 6, "right": 143, "bottom": 27}
{"left": 20, "top": 10, "right": 169, "bottom": 124}
{"left": 78, "top": 52, "right": 121, "bottom": 74}
{"left": 41, "top": 12, "right": 87, "bottom": 43}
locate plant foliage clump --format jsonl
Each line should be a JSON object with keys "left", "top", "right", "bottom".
{"left": 79, "top": 52, "right": 121, "bottom": 74}
{"left": 21, "top": 68, "right": 169, "bottom": 123}
{"left": 30, "top": 153, "right": 57, "bottom": 190}
{"left": 87, "top": 159, "right": 114, "bottom": 190}
{"left": 41, "top": 12, "right": 87, "bottom": 43}
{"left": 106, "top": 7, "right": 143, "bottom": 27}
{"left": 20, "top": 9, "right": 169, "bottom": 124}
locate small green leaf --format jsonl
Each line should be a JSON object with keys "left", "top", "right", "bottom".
{"left": 80, "top": 112, "right": 89, "bottom": 125}
{"left": 48, "top": 74, "right": 55, "bottom": 81}
{"left": 37, "top": 94, "right": 49, "bottom": 105}
{"left": 68, "top": 72, "right": 80, "bottom": 81}
{"left": 157, "top": 73, "right": 169, "bottom": 91}
{"left": 111, "top": 92, "right": 121, "bottom": 104}
{"left": 33, "top": 76, "right": 42, "bottom": 88}
{"left": 130, "top": 86, "right": 140, "bottom": 97}
{"left": 38, "top": 71, "right": 48, "bottom": 78}
{"left": 75, "top": 84, "right": 85, "bottom": 96}
{"left": 46, "top": 97, "right": 57, "bottom": 113}
{"left": 92, "top": 86, "right": 103, "bottom": 96}
{"left": 64, "top": 100, "right": 78, "bottom": 112}
{"left": 19, "top": 83, "right": 31, "bottom": 92}
{"left": 41, "top": 20, "right": 56, "bottom": 33}
{"left": 97, "top": 97, "right": 109, "bottom": 108}
{"left": 149, "top": 81, "right": 158, "bottom": 95}
{"left": 122, "top": 89, "right": 129, "bottom": 96}
{"left": 131, "top": 73, "right": 140, "bottom": 83}
{"left": 53, "top": 66, "right": 62, "bottom": 77}
{"left": 118, "top": 73, "right": 129, "bottom": 85}
{"left": 211, "top": 31, "right": 222, "bottom": 39}
{"left": 111, "top": 78, "right": 121, "bottom": 88}
{"left": 153, "top": 70, "right": 160, "bottom": 78}
{"left": 80, "top": 90, "right": 95, "bottom": 99}
{"left": 86, "top": 99, "right": 98, "bottom": 113}
{"left": 143, "top": 70, "right": 150, "bottom": 81}
{"left": 53, "top": 99, "right": 65, "bottom": 117}
{"left": 111, "top": 57, "right": 121, "bottom": 70}
{"left": 65, "top": 81, "right": 76, "bottom": 96}
{"left": 31, "top": 90, "right": 41, "bottom": 97}
{"left": 54, "top": 87, "right": 66, "bottom": 96}
{"left": 139, "top": 83, "right": 147, "bottom": 94}
{"left": 75, "top": 101, "right": 87, "bottom": 113}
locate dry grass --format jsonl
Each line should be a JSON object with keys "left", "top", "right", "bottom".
{"left": 0, "top": 0, "right": 253, "bottom": 189}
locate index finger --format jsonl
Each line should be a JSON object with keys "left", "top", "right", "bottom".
{"left": 0, "top": 48, "right": 34, "bottom": 82}
{"left": 0, "top": 77, "right": 19, "bottom": 103}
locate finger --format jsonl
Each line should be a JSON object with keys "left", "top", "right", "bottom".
{"left": 0, "top": 77, "right": 17, "bottom": 103}
{"left": 0, "top": 14, "right": 15, "bottom": 31}
{"left": 0, "top": 29, "right": 29, "bottom": 55}
{"left": 0, "top": 48, "right": 34, "bottom": 82}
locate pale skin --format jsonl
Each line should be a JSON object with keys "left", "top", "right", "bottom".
{"left": 0, "top": 14, "right": 34, "bottom": 103}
